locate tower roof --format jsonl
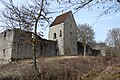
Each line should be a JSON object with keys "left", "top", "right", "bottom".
{"left": 49, "top": 11, "right": 72, "bottom": 27}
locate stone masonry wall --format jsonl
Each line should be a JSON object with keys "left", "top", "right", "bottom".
{"left": 11, "top": 29, "right": 57, "bottom": 59}
{"left": 64, "top": 12, "right": 78, "bottom": 55}
{"left": 49, "top": 23, "right": 64, "bottom": 55}
{"left": 0, "top": 29, "right": 57, "bottom": 61}
{"left": 0, "top": 29, "right": 14, "bottom": 60}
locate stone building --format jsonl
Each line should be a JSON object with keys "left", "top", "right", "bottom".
{"left": 0, "top": 29, "right": 57, "bottom": 62}
{"left": 0, "top": 29, "right": 14, "bottom": 61}
{"left": 49, "top": 11, "right": 78, "bottom": 55}
{"left": 0, "top": 11, "right": 103, "bottom": 64}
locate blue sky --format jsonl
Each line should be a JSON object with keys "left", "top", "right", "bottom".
{"left": 39, "top": 1, "right": 120, "bottom": 42}
{"left": 41, "top": 6, "right": 120, "bottom": 42}
{"left": 0, "top": 0, "right": 120, "bottom": 42}
{"left": 74, "top": 8, "right": 120, "bottom": 42}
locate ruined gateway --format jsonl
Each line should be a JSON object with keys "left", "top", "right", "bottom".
{"left": 0, "top": 11, "right": 102, "bottom": 63}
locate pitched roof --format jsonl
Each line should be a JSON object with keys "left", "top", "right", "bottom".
{"left": 49, "top": 11, "right": 72, "bottom": 27}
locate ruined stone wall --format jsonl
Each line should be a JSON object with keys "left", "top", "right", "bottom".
{"left": 37, "top": 39, "right": 57, "bottom": 56}
{"left": 77, "top": 42, "right": 101, "bottom": 56}
{"left": 0, "top": 29, "right": 57, "bottom": 61}
{"left": 11, "top": 29, "right": 57, "bottom": 59}
{"left": 11, "top": 29, "right": 33, "bottom": 59}
{"left": 0, "top": 29, "right": 14, "bottom": 60}
{"left": 94, "top": 43, "right": 106, "bottom": 56}
{"left": 86, "top": 45, "right": 101, "bottom": 56}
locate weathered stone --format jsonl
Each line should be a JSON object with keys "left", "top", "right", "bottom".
{"left": 49, "top": 11, "right": 78, "bottom": 55}
{"left": 0, "top": 29, "right": 57, "bottom": 62}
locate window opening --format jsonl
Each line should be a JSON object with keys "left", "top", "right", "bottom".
{"left": 54, "top": 33, "right": 56, "bottom": 39}
{"left": 4, "top": 32, "right": 6, "bottom": 37}
{"left": 3, "top": 49, "right": 5, "bottom": 53}
{"left": 60, "top": 30, "right": 62, "bottom": 37}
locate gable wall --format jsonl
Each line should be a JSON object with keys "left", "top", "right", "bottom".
{"left": 0, "top": 30, "right": 14, "bottom": 60}
{"left": 64, "top": 13, "right": 78, "bottom": 55}
{"left": 49, "top": 23, "right": 64, "bottom": 55}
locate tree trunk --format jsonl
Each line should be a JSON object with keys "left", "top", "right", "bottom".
{"left": 32, "top": 38, "right": 41, "bottom": 80}
{"left": 83, "top": 45, "right": 86, "bottom": 58}
{"left": 32, "top": 21, "right": 41, "bottom": 80}
{"left": 32, "top": 0, "right": 44, "bottom": 79}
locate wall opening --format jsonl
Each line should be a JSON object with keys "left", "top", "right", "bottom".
{"left": 3, "top": 49, "right": 5, "bottom": 53}
{"left": 60, "top": 30, "right": 62, "bottom": 37}
{"left": 54, "top": 33, "right": 56, "bottom": 39}
{"left": 4, "top": 32, "right": 6, "bottom": 37}
{"left": 70, "top": 32, "right": 72, "bottom": 44}
{"left": 70, "top": 32, "right": 72, "bottom": 35}
{"left": 70, "top": 24, "right": 72, "bottom": 28}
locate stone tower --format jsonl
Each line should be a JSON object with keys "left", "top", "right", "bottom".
{"left": 49, "top": 11, "right": 77, "bottom": 55}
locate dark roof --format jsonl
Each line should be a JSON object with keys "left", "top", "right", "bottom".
{"left": 49, "top": 11, "right": 72, "bottom": 27}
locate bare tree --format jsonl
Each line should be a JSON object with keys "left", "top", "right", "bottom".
{"left": 77, "top": 23, "right": 95, "bottom": 58}
{"left": 0, "top": 0, "right": 53, "bottom": 80}
{"left": 57, "top": 0, "right": 120, "bottom": 15}
{"left": 105, "top": 27, "right": 120, "bottom": 57}
{"left": 106, "top": 27, "right": 120, "bottom": 47}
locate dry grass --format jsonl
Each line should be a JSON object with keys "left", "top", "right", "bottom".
{"left": 0, "top": 56, "right": 120, "bottom": 80}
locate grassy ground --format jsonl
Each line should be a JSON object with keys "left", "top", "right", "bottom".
{"left": 0, "top": 56, "right": 120, "bottom": 80}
